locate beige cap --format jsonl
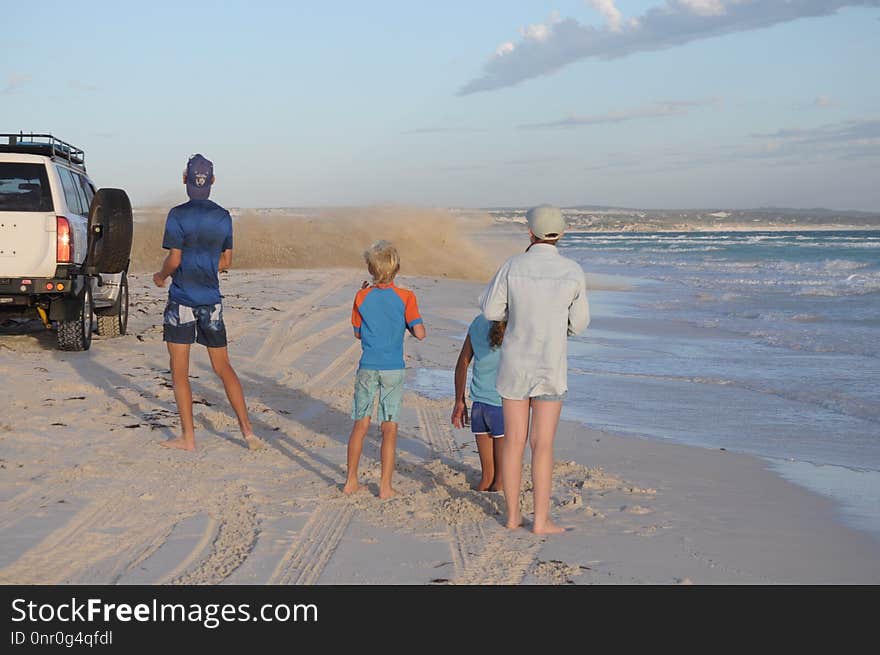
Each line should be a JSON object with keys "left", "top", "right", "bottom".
{"left": 526, "top": 205, "right": 566, "bottom": 239}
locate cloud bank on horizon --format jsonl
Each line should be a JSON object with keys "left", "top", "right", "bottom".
{"left": 518, "top": 98, "right": 719, "bottom": 129}
{"left": 460, "top": 0, "right": 880, "bottom": 95}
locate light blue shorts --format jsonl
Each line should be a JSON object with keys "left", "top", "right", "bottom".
{"left": 351, "top": 368, "right": 405, "bottom": 423}
{"left": 532, "top": 392, "right": 567, "bottom": 402}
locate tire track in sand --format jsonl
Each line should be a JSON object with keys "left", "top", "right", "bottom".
{"left": 154, "top": 517, "right": 219, "bottom": 584}
{"left": 0, "top": 463, "right": 97, "bottom": 533}
{"left": 0, "top": 494, "right": 169, "bottom": 584}
{"left": 268, "top": 501, "right": 354, "bottom": 585}
{"left": 303, "top": 340, "right": 361, "bottom": 393}
{"left": 0, "top": 475, "right": 258, "bottom": 585}
{"left": 416, "top": 406, "right": 458, "bottom": 456}
{"left": 171, "top": 487, "right": 260, "bottom": 585}
{"left": 255, "top": 275, "right": 355, "bottom": 365}
{"left": 271, "top": 317, "right": 353, "bottom": 371}
{"left": 414, "top": 402, "right": 542, "bottom": 584}
{"left": 447, "top": 522, "right": 486, "bottom": 574}
{"left": 0, "top": 486, "right": 62, "bottom": 533}
{"left": 450, "top": 529, "right": 544, "bottom": 585}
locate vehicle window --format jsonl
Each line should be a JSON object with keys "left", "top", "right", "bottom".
{"left": 57, "top": 167, "right": 85, "bottom": 215}
{"left": 0, "top": 162, "right": 54, "bottom": 212}
{"left": 71, "top": 172, "right": 90, "bottom": 216}
{"left": 77, "top": 174, "right": 95, "bottom": 210}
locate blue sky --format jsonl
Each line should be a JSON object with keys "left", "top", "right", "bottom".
{"left": 2, "top": 0, "right": 878, "bottom": 210}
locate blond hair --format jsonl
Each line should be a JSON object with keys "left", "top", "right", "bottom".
{"left": 364, "top": 240, "right": 400, "bottom": 284}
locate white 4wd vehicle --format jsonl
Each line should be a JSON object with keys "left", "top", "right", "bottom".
{"left": 0, "top": 134, "right": 133, "bottom": 351}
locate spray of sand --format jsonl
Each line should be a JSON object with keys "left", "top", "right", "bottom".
{"left": 130, "top": 206, "right": 501, "bottom": 281}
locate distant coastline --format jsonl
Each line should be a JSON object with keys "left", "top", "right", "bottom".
{"left": 481, "top": 207, "right": 880, "bottom": 233}
{"left": 562, "top": 224, "right": 880, "bottom": 233}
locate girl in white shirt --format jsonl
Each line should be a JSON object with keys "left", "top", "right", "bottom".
{"left": 480, "top": 205, "right": 589, "bottom": 534}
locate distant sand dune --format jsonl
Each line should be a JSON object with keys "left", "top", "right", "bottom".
{"left": 130, "top": 206, "right": 497, "bottom": 281}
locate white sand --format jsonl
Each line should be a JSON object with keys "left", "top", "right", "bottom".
{"left": 1, "top": 268, "right": 878, "bottom": 584}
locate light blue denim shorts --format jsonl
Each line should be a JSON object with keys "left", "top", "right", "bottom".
{"left": 531, "top": 392, "right": 568, "bottom": 402}
{"left": 351, "top": 368, "right": 405, "bottom": 423}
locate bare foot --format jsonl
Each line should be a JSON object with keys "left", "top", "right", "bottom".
{"left": 342, "top": 480, "right": 364, "bottom": 495}
{"left": 473, "top": 478, "right": 493, "bottom": 492}
{"left": 505, "top": 514, "right": 523, "bottom": 530}
{"left": 244, "top": 433, "right": 266, "bottom": 451}
{"left": 378, "top": 486, "right": 397, "bottom": 500}
{"left": 161, "top": 437, "right": 195, "bottom": 451}
{"left": 489, "top": 483, "right": 503, "bottom": 492}
{"left": 533, "top": 520, "right": 570, "bottom": 535}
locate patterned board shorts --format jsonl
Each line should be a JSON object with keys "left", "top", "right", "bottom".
{"left": 163, "top": 300, "right": 227, "bottom": 348}
{"left": 351, "top": 368, "right": 405, "bottom": 423}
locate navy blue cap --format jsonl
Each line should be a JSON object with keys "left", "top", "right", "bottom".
{"left": 185, "top": 154, "right": 213, "bottom": 200}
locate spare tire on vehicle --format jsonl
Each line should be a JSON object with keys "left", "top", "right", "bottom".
{"left": 87, "top": 188, "right": 133, "bottom": 275}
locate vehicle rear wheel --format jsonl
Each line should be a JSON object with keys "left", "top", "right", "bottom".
{"left": 87, "top": 188, "right": 133, "bottom": 274}
{"left": 96, "top": 273, "right": 129, "bottom": 337}
{"left": 57, "top": 286, "right": 93, "bottom": 351}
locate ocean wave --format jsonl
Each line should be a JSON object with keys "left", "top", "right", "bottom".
{"left": 820, "top": 259, "right": 873, "bottom": 271}
{"left": 793, "top": 241, "right": 880, "bottom": 248}
{"left": 789, "top": 313, "right": 825, "bottom": 323}
{"left": 569, "top": 366, "right": 880, "bottom": 424}
{"left": 641, "top": 246, "right": 724, "bottom": 253}
{"left": 743, "top": 328, "right": 880, "bottom": 357}
{"left": 796, "top": 285, "right": 880, "bottom": 297}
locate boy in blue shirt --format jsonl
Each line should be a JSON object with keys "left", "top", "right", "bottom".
{"left": 343, "top": 240, "right": 426, "bottom": 498}
{"left": 152, "top": 154, "right": 262, "bottom": 452}
{"left": 451, "top": 316, "right": 506, "bottom": 491}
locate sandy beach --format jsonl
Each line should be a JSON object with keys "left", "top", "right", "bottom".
{"left": 1, "top": 267, "right": 878, "bottom": 585}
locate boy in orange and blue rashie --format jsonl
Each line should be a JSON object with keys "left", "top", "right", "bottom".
{"left": 343, "top": 240, "right": 426, "bottom": 499}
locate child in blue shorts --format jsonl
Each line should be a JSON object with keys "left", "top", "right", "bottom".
{"left": 343, "top": 240, "right": 426, "bottom": 499}
{"left": 451, "top": 315, "right": 506, "bottom": 491}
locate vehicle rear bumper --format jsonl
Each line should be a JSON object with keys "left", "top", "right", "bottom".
{"left": 0, "top": 277, "right": 76, "bottom": 300}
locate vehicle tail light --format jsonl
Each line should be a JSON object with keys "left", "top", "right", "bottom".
{"left": 56, "top": 217, "right": 72, "bottom": 263}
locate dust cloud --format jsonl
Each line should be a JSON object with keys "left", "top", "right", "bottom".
{"left": 130, "top": 206, "right": 506, "bottom": 281}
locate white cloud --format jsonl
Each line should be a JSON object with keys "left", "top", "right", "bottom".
{"left": 519, "top": 11, "right": 562, "bottom": 42}
{"left": 677, "top": 0, "right": 728, "bottom": 16}
{"left": 461, "top": 1, "right": 880, "bottom": 95}
{"left": 588, "top": 0, "right": 624, "bottom": 32}
{"left": 495, "top": 41, "right": 515, "bottom": 57}
{"left": 493, "top": 12, "right": 562, "bottom": 59}
{"left": 520, "top": 22, "right": 552, "bottom": 41}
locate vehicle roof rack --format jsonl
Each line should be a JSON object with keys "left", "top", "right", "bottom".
{"left": 0, "top": 133, "right": 86, "bottom": 169}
